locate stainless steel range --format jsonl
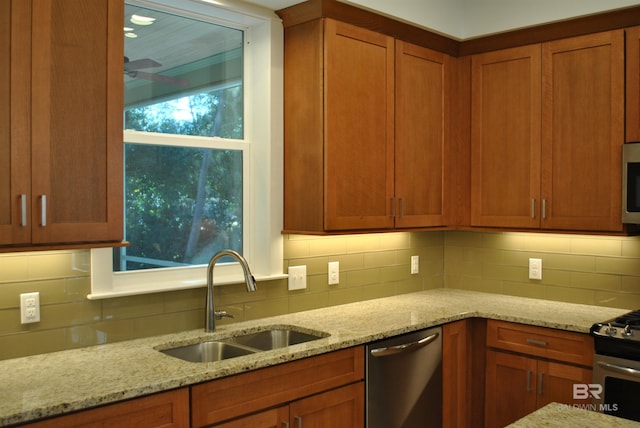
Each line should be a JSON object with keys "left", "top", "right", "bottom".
{"left": 591, "top": 310, "right": 640, "bottom": 422}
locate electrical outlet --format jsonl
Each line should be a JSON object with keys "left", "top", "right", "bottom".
{"left": 529, "top": 258, "right": 542, "bottom": 280}
{"left": 328, "top": 261, "right": 339, "bottom": 285}
{"left": 288, "top": 265, "right": 307, "bottom": 290}
{"left": 411, "top": 255, "right": 419, "bottom": 274}
{"left": 20, "top": 292, "right": 40, "bottom": 324}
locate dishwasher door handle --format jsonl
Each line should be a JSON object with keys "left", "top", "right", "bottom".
{"left": 370, "top": 333, "right": 439, "bottom": 358}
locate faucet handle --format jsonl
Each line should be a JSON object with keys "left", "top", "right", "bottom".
{"left": 214, "top": 310, "right": 234, "bottom": 320}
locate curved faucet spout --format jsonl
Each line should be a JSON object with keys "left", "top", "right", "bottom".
{"left": 205, "top": 249, "right": 257, "bottom": 332}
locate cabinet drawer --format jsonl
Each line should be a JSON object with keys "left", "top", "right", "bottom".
{"left": 486, "top": 320, "right": 593, "bottom": 366}
{"left": 191, "top": 346, "right": 364, "bottom": 427}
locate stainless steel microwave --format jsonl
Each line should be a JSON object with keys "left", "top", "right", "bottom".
{"left": 623, "top": 143, "right": 640, "bottom": 223}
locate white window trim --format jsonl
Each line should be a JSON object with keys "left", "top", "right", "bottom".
{"left": 89, "top": 0, "right": 284, "bottom": 299}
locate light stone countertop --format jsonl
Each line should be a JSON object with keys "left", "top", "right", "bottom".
{"left": 0, "top": 289, "right": 631, "bottom": 426}
{"left": 508, "top": 403, "right": 640, "bottom": 427}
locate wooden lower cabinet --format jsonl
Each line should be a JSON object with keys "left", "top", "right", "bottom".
{"left": 22, "top": 388, "right": 189, "bottom": 428}
{"left": 192, "top": 346, "right": 365, "bottom": 428}
{"left": 443, "top": 318, "right": 487, "bottom": 428}
{"left": 216, "top": 383, "right": 364, "bottom": 428}
{"left": 484, "top": 320, "right": 593, "bottom": 428}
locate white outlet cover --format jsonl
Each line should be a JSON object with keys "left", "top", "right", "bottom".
{"left": 20, "top": 292, "right": 40, "bottom": 324}
{"left": 328, "top": 261, "right": 339, "bottom": 285}
{"left": 411, "top": 255, "right": 419, "bottom": 274}
{"left": 529, "top": 258, "right": 542, "bottom": 280}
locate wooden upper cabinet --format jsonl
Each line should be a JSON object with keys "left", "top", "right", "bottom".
{"left": 324, "top": 19, "right": 395, "bottom": 231}
{"left": 626, "top": 26, "right": 640, "bottom": 142}
{"left": 471, "top": 44, "right": 542, "bottom": 229}
{"left": 283, "top": 18, "right": 451, "bottom": 233}
{"left": 284, "top": 18, "right": 394, "bottom": 232}
{"left": 541, "top": 30, "right": 624, "bottom": 232}
{"left": 0, "top": 0, "right": 31, "bottom": 246}
{"left": 471, "top": 31, "right": 624, "bottom": 232}
{"left": 29, "top": 0, "right": 123, "bottom": 245}
{"left": 395, "top": 41, "right": 449, "bottom": 228}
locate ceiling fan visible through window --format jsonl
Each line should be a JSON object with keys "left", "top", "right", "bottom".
{"left": 124, "top": 56, "right": 189, "bottom": 87}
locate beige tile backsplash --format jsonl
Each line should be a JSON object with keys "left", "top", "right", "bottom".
{"left": 1, "top": 230, "right": 640, "bottom": 360}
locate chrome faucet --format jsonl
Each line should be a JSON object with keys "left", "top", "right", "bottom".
{"left": 205, "top": 249, "right": 257, "bottom": 332}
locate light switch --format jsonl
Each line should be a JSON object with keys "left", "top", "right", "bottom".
{"left": 288, "top": 265, "right": 307, "bottom": 290}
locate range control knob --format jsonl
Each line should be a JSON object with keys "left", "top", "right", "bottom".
{"left": 606, "top": 323, "right": 617, "bottom": 336}
{"left": 623, "top": 325, "right": 634, "bottom": 337}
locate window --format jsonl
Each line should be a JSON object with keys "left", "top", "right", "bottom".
{"left": 90, "top": 0, "right": 284, "bottom": 298}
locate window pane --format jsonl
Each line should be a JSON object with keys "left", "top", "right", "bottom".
{"left": 116, "top": 3, "right": 245, "bottom": 272}
{"left": 123, "top": 4, "right": 243, "bottom": 138}
{"left": 115, "top": 144, "right": 243, "bottom": 271}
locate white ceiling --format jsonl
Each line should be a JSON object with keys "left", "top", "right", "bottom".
{"left": 246, "top": 0, "right": 640, "bottom": 39}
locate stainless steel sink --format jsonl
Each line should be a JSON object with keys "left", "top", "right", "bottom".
{"left": 160, "top": 341, "right": 256, "bottom": 363}
{"left": 158, "top": 326, "right": 328, "bottom": 363}
{"left": 226, "top": 328, "right": 327, "bottom": 351}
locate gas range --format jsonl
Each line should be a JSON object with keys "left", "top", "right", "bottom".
{"left": 591, "top": 309, "right": 640, "bottom": 360}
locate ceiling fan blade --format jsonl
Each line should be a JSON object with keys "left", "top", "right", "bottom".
{"left": 125, "top": 58, "right": 162, "bottom": 71}
{"left": 132, "top": 70, "right": 189, "bottom": 87}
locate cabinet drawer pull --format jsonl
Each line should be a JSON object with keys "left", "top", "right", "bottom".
{"left": 526, "top": 370, "right": 532, "bottom": 392}
{"left": 282, "top": 422, "right": 290, "bottom": 428}
{"left": 40, "top": 195, "right": 47, "bottom": 227}
{"left": 294, "top": 416, "right": 302, "bottom": 428}
{"left": 20, "top": 194, "right": 27, "bottom": 227}
{"left": 526, "top": 338, "right": 548, "bottom": 347}
{"left": 542, "top": 199, "right": 547, "bottom": 220}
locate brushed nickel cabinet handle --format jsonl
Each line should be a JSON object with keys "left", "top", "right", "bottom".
{"left": 40, "top": 195, "right": 47, "bottom": 227}
{"left": 538, "top": 372, "right": 544, "bottom": 395}
{"left": 20, "top": 194, "right": 27, "bottom": 227}
{"left": 526, "top": 338, "right": 548, "bottom": 347}
{"left": 531, "top": 199, "right": 536, "bottom": 219}
{"left": 294, "top": 416, "right": 303, "bottom": 428}
{"left": 282, "top": 422, "right": 290, "bottom": 428}
{"left": 542, "top": 199, "right": 547, "bottom": 220}
{"left": 526, "top": 370, "right": 533, "bottom": 392}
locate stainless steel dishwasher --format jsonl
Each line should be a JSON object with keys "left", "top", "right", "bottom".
{"left": 366, "top": 326, "right": 442, "bottom": 428}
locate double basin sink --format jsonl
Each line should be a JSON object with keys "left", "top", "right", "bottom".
{"left": 158, "top": 326, "right": 328, "bottom": 363}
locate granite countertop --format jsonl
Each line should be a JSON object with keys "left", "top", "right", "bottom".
{"left": 0, "top": 289, "right": 630, "bottom": 426}
{"left": 508, "top": 403, "right": 640, "bottom": 427}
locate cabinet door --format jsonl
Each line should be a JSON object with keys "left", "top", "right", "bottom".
{"left": 395, "top": 41, "right": 449, "bottom": 228}
{"left": 289, "top": 382, "right": 364, "bottom": 428}
{"left": 541, "top": 31, "right": 624, "bottom": 232}
{"left": 214, "top": 406, "right": 289, "bottom": 428}
{"left": 537, "top": 360, "right": 592, "bottom": 408}
{"left": 324, "top": 19, "right": 395, "bottom": 231}
{"left": 471, "top": 45, "right": 541, "bottom": 228}
{"left": 485, "top": 350, "right": 537, "bottom": 428}
{"left": 627, "top": 26, "right": 640, "bottom": 142}
{"left": 0, "top": 0, "right": 31, "bottom": 245}
{"left": 30, "top": 0, "right": 123, "bottom": 244}
{"left": 22, "top": 388, "right": 189, "bottom": 428}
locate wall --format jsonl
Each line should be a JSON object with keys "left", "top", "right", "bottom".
{"left": 445, "top": 231, "right": 640, "bottom": 308}
{"left": 0, "top": 232, "right": 442, "bottom": 360}
{"left": 3, "top": 230, "right": 640, "bottom": 360}
{"left": 341, "top": 0, "right": 640, "bottom": 39}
